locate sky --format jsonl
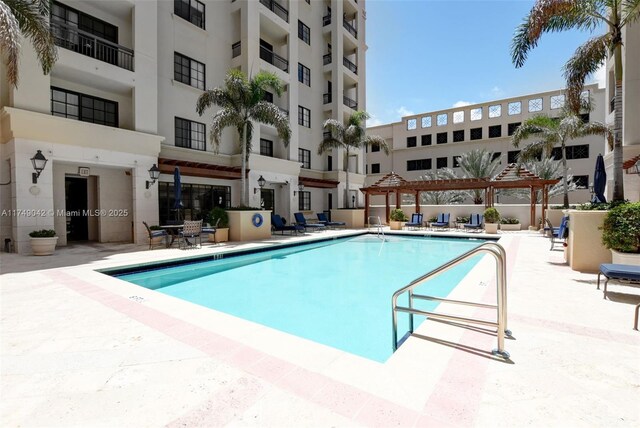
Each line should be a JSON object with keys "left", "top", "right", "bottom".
{"left": 365, "top": 0, "right": 606, "bottom": 126}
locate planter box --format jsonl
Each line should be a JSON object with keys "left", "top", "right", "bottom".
{"left": 485, "top": 223, "right": 499, "bottom": 234}
{"left": 228, "top": 211, "right": 271, "bottom": 242}
{"left": 30, "top": 237, "right": 58, "bottom": 256}
{"left": 500, "top": 223, "right": 521, "bottom": 231}
{"left": 331, "top": 209, "right": 364, "bottom": 228}
{"left": 611, "top": 250, "right": 640, "bottom": 266}
{"left": 208, "top": 228, "right": 229, "bottom": 243}
{"left": 389, "top": 220, "right": 406, "bottom": 230}
{"left": 567, "top": 210, "right": 611, "bottom": 272}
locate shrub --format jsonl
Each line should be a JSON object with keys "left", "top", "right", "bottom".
{"left": 483, "top": 207, "right": 500, "bottom": 223}
{"left": 207, "top": 207, "right": 230, "bottom": 228}
{"left": 428, "top": 216, "right": 438, "bottom": 223}
{"left": 389, "top": 209, "right": 408, "bottom": 222}
{"left": 456, "top": 215, "right": 470, "bottom": 224}
{"left": 500, "top": 217, "right": 520, "bottom": 225}
{"left": 29, "top": 229, "right": 56, "bottom": 238}
{"left": 228, "top": 205, "right": 262, "bottom": 211}
{"left": 601, "top": 202, "right": 640, "bottom": 253}
{"left": 149, "top": 225, "right": 162, "bottom": 230}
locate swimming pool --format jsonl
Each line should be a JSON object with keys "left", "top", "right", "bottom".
{"left": 114, "top": 235, "right": 485, "bottom": 362}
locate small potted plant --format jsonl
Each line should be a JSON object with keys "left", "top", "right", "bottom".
{"left": 207, "top": 207, "right": 230, "bottom": 243}
{"left": 389, "top": 209, "right": 408, "bottom": 230}
{"left": 29, "top": 229, "right": 58, "bottom": 256}
{"left": 601, "top": 202, "right": 640, "bottom": 264}
{"left": 500, "top": 217, "right": 521, "bottom": 231}
{"left": 483, "top": 207, "right": 500, "bottom": 234}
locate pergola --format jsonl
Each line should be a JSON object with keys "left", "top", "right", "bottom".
{"left": 360, "top": 164, "right": 560, "bottom": 227}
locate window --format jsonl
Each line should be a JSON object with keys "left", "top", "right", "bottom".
{"left": 298, "top": 105, "right": 310, "bottom": 127}
{"left": 407, "top": 136, "right": 417, "bottom": 147}
{"left": 436, "top": 113, "right": 447, "bottom": 126}
{"left": 453, "top": 130, "right": 464, "bottom": 142}
{"left": 174, "top": 0, "right": 205, "bottom": 29}
{"left": 453, "top": 110, "right": 464, "bottom": 124}
{"left": 260, "top": 138, "right": 273, "bottom": 157}
{"left": 550, "top": 94, "right": 565, "bottom": 109}
{"left": 175, "top": 117, "right": 206, "bottom": 150}
{"left": 528, "top": 98, "right": 543, "bottom": 112}
{"left": 508, "top": 122, "right": 521, "bottom": 136}
{"left": 580, "top": 113, "right": 590, "bottom": 123}
{"left": 298, "top": 63, "right": 310, "bottom": 86}
{"left": 552, "top": 144, "right": 589, "bottom": 160}
{"left": 407, "top": 118, "right": 417, "bottom": 130}
{"left": 489, "top": 104, "right": 502, "bottom": 118}
{"left": 470, "top": 127, "right": 482, "bottom": 140}
{"left": 470, "top": 108, "right": 482, "bottom": 121}
{"left": 507, "top": 150, "right": 520, "bottom": 164}
{"left": 371, "top": 163, "right": 380, "bottom": 174}
{"left": 263, "top": 91, "right": 274, "bottom": 103}
{"left": 52, "top": 1, "right": 118, "bottom": 42}
{"left": 453, "top": 156, "right": 461, "bottom": 168}
{"left": 299, "top": 191, "right": 311, "bottom": 210}
{"left": 407, "top": 159, "right": 431, "bottom": 171}
{"left": 158, "top": 182, "right": 229, "bottom": 225}
{"left": 421, "top": 134, "right": 432, "bottom": 146}
{"left": 436, "top": 157, "right": 448, "bottom": 169}
{"left": 51, "top": 87, "right": 118, "bottom": 127}
{"left": 581, "top": 90, "right": 590, "bottom": 104}
{"left": 298, "top": 20, "right": 310, "bottom": 44}
{"left": 572, "top": 175, "right": 589, "bottom": 189}
{"left": 492, "top": 152, "right": 502, "bottom": 162}
{"left": 298, "top": 148, "right": 311, "bottom": 169}
{"left": 421, "top": 116, "right": 432, "bottom": 128}
{"left": 488, "top": 125, "right": 502, "bottom": 138}
{"left": 436, "top": 132, "right": 448, "bottom": 144}
{"left": 371, "top": 143, "right": 380, "bottom": 152}
{"left": 174, "top": 53, "right": 205, "bottom": 90}
{"left": 508, "top": 101, "right": 522, "bottom": 115}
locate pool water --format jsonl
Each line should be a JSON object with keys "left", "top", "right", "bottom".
{"left": 115, "top": 235, "right": 485, "bottom": 362}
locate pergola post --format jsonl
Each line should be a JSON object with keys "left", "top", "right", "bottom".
{"left": 530, "top": 186, "right": 536, "bottom": 229}
{"left": 395, "top": 190, "right": 401, "bottom": 209}
{"left": 385, "top": 191, "right": 390, "bottom": 223}
{"left": 541, "top": 185, "right": 548, "bottom": 227}
{"left": 364, "top": 191, "right": 370, "bottom": 225}
{"left": 415, "top": 191, "right": 420, "bottom": 214}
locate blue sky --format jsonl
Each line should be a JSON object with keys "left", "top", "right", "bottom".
{"left": 365, "top": 0, "right": 605, "bottom": 126}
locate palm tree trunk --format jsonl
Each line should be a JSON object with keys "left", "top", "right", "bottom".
{"left": 612, "top": 43, "right": 624, "bottom": 201}
{"left": 561, "top": 144, "right": 569, "bottom": 208}
{"left": 241, "top": 121, "right": 248, "bottom": 206}
{"left": 344, "top": 148, "right": 350, "bottom": 208}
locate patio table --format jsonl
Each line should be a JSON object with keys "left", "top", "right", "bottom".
{"left": 159, "top": 224, "right": 183, "bottom": 247}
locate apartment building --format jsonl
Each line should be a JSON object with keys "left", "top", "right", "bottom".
{"left": 366, "top": 84, "right": 606, "bottom": 205}
{"left": 0, "top": 0, "right": 367, "bottom": 254}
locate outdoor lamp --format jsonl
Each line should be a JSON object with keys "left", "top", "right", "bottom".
{"left": 30, "top": 150, "right": 48, "bottom": 184}
{"left": 589, "top": 182, "right": 594, "bottom": 193}
{"left": 146, "top": 164, "right": 160, "bottom": 189}
{"left": 255, "top": 175, "right": 266, "bottom": 194}
{"left": 352, "top": 195, "right": 356, "bottom": 208}
{"left": 294, "top": 182, "right": 304, "bottom": 196}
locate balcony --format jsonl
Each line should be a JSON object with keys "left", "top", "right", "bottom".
{"left": 343, "top": 57, "right": 357, "bottom": 74}
{"left": 323, "top": 93, "right": 332, "bottom": 104}
{"left": 323, "top": 53, "right": 332, "bottom": 65}
{"left": 259, "top": 0, "right": 289, "bottom": 23}
{"left": 51, "top": 21, "right": 134, "bottom": 71}
{"left": 232, "top": 41, "right": 241, "bottom": 58}
{"left": 343, "top": 95, "right": 357, "bottom": 110}
{"left": 323, "top": 14, "right": 331, "bottom": 26}
{"left": 260, "top": 45, "right": 289, "bottom": 72}
{"left": 343, "top": 19, "right": 357, "bottom": 38}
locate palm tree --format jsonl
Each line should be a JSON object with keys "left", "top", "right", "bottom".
{"left": 498, "top": 157, "right": 578, "bottom": 203}
{"left": 318, "top": 111, "right": 389, "bottom": 207}
{"left": 0, "top": 0, "right": 57, "bottom": 87}
{"left": 197, "top": 69, "right": 291, "bottom": 206}
{"left": 457, "top": 149, "right": 502, "bottom": 204}
{"left": 419, "top": 168, "right": 464, "bottom": 205}
{"left": 511, "top": 0, "right": 640, "bottom": 201}
{"left": 511, "top": 111, "right": 611, "bottom": 208}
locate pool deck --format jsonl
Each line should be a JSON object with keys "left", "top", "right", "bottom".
{"left": 1, "top": 229, "right": 639, "bottom": 427}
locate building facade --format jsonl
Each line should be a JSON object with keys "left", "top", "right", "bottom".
{"left": 0, "top": 0, "right": 367, "bottom": 254}
{"left": 366, "top": 84, "right": 606, "bottom": 206}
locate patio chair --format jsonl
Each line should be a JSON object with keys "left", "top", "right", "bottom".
{"left": 272, "top": 214, "right": 304, "bottom": 235}
{"left": 463, "top": 214, "right": 483, "bottom": 231}
{"left": 294, "top": 212, "right": 326, "bottom": 232}
{"left": 430, "top": 213, "right": 450, "bottom": 230}
{"left": 179, "top": 220, "right": 202, "bottom": 249}
{"left": 404, "top": 213, "right": 424, "bottom": 230}
{"left": 549, "top": 216, "right": 569, "bottom": 250}
{"left": 317, "top": 212, "right": 346, "bottom": 228}
{"left": 143, "top": 221, "right": 168, "bottom": 250}
{"left": 201, "top": 218, "right": 219, "bottom": 243}
{"left": 597, "top": 263, "right": 640, "bottom": 301}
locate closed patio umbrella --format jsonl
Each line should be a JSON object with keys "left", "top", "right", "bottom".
{"left": 173, "top": 167, "right": 184, "bottom": 222}
{"left": 591, "top": 154, "right": 607, "bottom": 203}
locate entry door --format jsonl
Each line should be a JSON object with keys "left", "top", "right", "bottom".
{"left": 260, "top": 189, "right": 275, "bottom": 212}
{"left": 65, "top": 176, "right": 89, "bottom": 241}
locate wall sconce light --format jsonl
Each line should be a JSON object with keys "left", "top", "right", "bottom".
{"left": 294, "top": 182, "right": 304, "bottom": 196}
{"left": 255, "top": 175, "right": 266, "bottom": 194}
{"left": 146, "top": 164, "right": 160, "bottom": 189}
{"left": 352, "top": 195, "right": 356, "bottom": 208}
{"left": 30, "top": 150, "right": 48, "bottom": 184}
{"left": 588, "top": 182, "right": 594, "bottom": 194}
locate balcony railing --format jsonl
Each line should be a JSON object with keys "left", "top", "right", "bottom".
{"left": 323, "top": 53, "right": 332, "bottom": 65}
{"left": 50, "top": 21, "right": 134, "bottom": 71}
{"left": 343, "top": 56, "right": 357, "bottom": 74}
{"left": 260, "top": 45, "right": 289, "bottom": 72}
{"left": 232, "top": 41, "right": 241, "bottom": 58}
{"left": 343, "top": 19, "right": 357, "bottom": 38}
{"left": 260, "top": 0, "right": 289, "bottom": 23}
{"left": 323, "top": 93, "right": 332, "bottom": 104}
{"left": 610, "top": 96, "right": 615, "bottom": 113}
{"left": 323, "top": 14, "right": 331, "bottom": 26}
{"left": 343, "top": 95, "right": 357, "bottom": 110}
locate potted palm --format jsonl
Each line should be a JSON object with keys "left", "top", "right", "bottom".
{"left": 500, "top": 217, "right": 521, "bottom": 231}
{"left": 207, "top": 207, "right": 230, "bottom": 243}
{"left": 601, "top": 202, "right": 640, "bottom": 265}
{"left": 483, "top": 207, "right": 500, "bottom": 234}
{"left": 29, "top": 229, "right": 58, "bottom": 255}
{"left": 389, "top": 209, "right": 408, "bottom": 230}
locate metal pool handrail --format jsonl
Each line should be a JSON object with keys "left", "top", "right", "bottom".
{"left": 368, "top": 216, "right": 385, "bottom": 240}
{"left": 391, "top": 242, "right": 511, "bottom": 359}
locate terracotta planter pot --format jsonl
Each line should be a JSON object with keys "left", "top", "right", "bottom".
{"left": 30, "top": 237, "right": 58, "bottom": 256}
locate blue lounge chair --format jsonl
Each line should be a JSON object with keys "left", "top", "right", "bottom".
{"left": 549, "top": 216, "right": 569, "bottom": 250}
{"left": 431, "top": 213, "right": 450, "bottom": 230}
{"left": 294, "top": 212, "right": 326, "bottom": 232}
{"left": 272, "top": 214, "right": 303, "bottom": 235}
{"left": 317, "top": 212, "right": 346, "bottom": 228}
{"left": 463, "top": 214, "right": 483, "bottom": 231}
{"left": 597, "top": 264, "right": 640, "bottom": 300}
{"left": 404, "top": 213, "right": 424, "bottom": 230}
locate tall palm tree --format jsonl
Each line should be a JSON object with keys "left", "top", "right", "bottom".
{"left": 318, "top": 111, "right": 389, "bottom": 208}
{"left": 197, "top": 69, "right": 291, "bottom": 206}
{"left": 419, "top": 168, "right": 464, "bottom": 205}
{"left": 0, "top": 0, "right": 57, "bottom": 87}
{"left": 511, "top": 0, "right": 640, "bottom": 201}
{"left": 511, "top": 111, "right": 611, "bottom": 207}
{"left": 457, "top": 149, "right": 502, "bottom": 204}
{"left": 498, "top": 157, "right": 578, "bottom": 203}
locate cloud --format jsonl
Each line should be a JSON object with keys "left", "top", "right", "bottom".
{"left": 491, "top": 86, "right": 505, "bottom": 97}
{"left": 367, "top": 116, "right": 384, "bottom": 127}
{"left": 452, "top": 101, "right": 473, "bottom": 108}
{"left": 589, "top": 64, "right": 606, "bottom": 88}
{"left": 396, "top": 106, "right": 415, "bottom": 118}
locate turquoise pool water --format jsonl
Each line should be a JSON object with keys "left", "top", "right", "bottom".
{"left": 115, "top": 235, "right": 485, "bottom": 362}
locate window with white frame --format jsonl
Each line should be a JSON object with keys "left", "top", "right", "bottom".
{"left": 436, "top": 113, "right": 447, "bottom": 126}
{"left": 470, "top": 107, "right": 482, "bottom": 121}
{"left": 550, "top": 94, "right": 565, "bottom": 109}
{"left": 508, "top": 101, "right": 522, "bottom": 115}
{"left": 489, "top": 104, "right": 502, "bottom": 118}
{"left": 453, "top": 110, "right": 464, "bottom": 124}
{"left": 528, "top": 98, "right": 543, "bottom": 112}
{"left": 421, "top": 116, "right": 432, "bottom": 128}
{"left": 407, "top": 118, "right": 417, "bottom": 130}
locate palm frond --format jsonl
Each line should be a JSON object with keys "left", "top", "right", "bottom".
{"left": 322, "top": 118, "right": 345, "bottom": 137}
{"left": 196, "top": 88, "right": 234, "bottom": 116}
{"left": 563, "top": 34, "right": 610, "bottom": 113}
{"left": 250, "top": 70, "right": 284, "bottom": 104}
{"left": 0, "top": 1, "right": 21, "bottom": 86}
{"left": 317, "top": 135, "right": 344, "bottom": 155}
{"left": 249, "top": 101, "right": 291, "bottom": 146}
{"left": 223, "top": 68, "right": 249, "bottom": 105}
{"left": 517, "top": 140, "right": 554, "bottom": 163}
{"left": 621, "top": 0, "right": 640, "bottom": 26}
{"left": 361, "top": 135, "right": 390, "bottom": 155}
{"left": 209, "top": 108, "right": 242, "bottom": 152}
{"left": 577, "top": 120, "right": 613, "bottom": 147}
{"left": 511, "top": 117, "right": 558, "bottom": 146}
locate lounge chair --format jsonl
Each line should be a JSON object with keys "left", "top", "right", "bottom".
{"left": 430, "top": 213, "right": 450, "bottom": 230}
{"left": 463, "top": 214, "right": 483, "bottom": 231}
{"left": 143, "top": 221, "right": 168, "bottom": 250}
{"left": 294, "top": 212, "right": 326, "bottom": 232}
{"left": 597, "top": 263, "right": 640, "bottom": 300}
{"left": 179, "top": 220, "right": 202, "bottom": 249}
{"left": 317, "top": 212, "right": 346, "bottom": 228}
{"left": 404, "top": 213, "right": 424, "bottom": 230}
{"left": 272, "top": 214, "right": 304, "bottom": 235}
{"left": 548, "top": 216, "right": 569, "bottom": 250}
